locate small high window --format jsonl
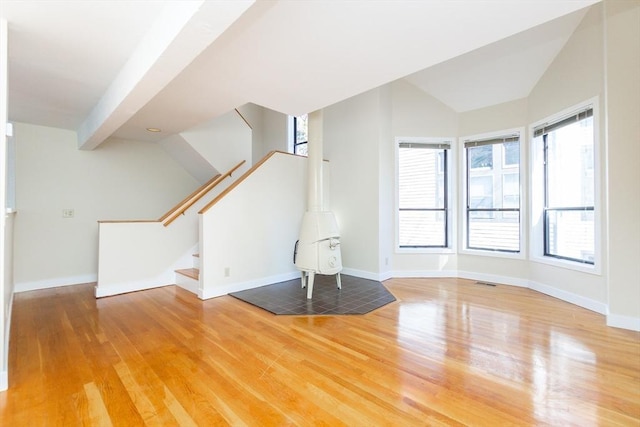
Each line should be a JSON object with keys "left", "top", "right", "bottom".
{"left": 293, "top": 115, "right": 308, "bottom": 156}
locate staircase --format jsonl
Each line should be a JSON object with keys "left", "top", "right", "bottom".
{"left": 175, "top": 254, "right": 200, "bottom": 293}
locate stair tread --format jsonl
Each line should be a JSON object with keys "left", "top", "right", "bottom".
{"left": 175, "top": 268, "right": 199, "bottom": 280}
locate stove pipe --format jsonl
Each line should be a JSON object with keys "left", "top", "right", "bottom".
{"left": 294, "top": 110, "right": 343, "bottom": 299}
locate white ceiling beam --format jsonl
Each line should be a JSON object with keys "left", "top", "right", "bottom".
{"left": 77, "top": 0, "right": 255, "bottom": 150}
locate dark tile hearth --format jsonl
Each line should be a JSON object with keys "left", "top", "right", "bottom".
{"left": 229, "top": 274, "right": 396, "bottom": 315}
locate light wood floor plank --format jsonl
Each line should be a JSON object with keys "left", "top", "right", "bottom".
{"left": 1, "top": 278, "right": 638, "bottom": 426}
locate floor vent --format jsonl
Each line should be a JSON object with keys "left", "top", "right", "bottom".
{"left": 475, "top": 281, "right": 497, "bottom": 287}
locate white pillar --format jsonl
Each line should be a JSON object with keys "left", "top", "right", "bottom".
{"left": 307, "top": 110, "right": 323, "bottom": 212}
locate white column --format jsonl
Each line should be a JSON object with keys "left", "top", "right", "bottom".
{"left": 307, "top": 110, "right": 323, "bottom": 212}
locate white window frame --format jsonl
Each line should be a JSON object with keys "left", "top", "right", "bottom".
{"left": 395, "top": 137, "right": 456, "bottom": 254}
{"left": 529, "top": 98, "right": 601, "bottom": 274}
{"left": 459, "top": 128, "right": 525, "bottom": 259}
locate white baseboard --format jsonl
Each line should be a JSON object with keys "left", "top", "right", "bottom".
{"left": 95, "top": 274, "right": 173, "bottom": 298}
{"left": 0, "top": 370, "right": 7, "bottom": 391}
{"left": 340, "top": 267, "right": 389, "bottom": 282}
{"left": 1, "top": 291, "right": 14, "bottom": 392}
{"left": 15, "top": 274, "right": 97, "bottom": 293}
{"left": 389, "top": 269, "right": 458, "bottom": 279}
{"left": 457, "top": 270, "right": 529, "bottom": 288}
{"left": 200, "top": 271, "right": 300, "bottom": 300}
{"left": 175, "top": 275, "right": 199, "bottom": 295}
{"left": 607, "top": 313, "right": 640, "bottom": 331}
{"left": 528, "top": 280, "right": 608, "bottom": 315}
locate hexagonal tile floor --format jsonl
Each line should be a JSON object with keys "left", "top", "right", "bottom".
{"left": 229, "top": 274, "right": 396, "bottom": 315}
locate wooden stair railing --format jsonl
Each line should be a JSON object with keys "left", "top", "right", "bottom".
{"left": 161, "top": 160, "right": 246, "bottom": 226}
{"left": 199, "top": 151, "right": 298, "bottom": 214}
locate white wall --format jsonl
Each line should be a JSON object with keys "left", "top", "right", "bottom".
{"left": 324, "top": 88, "right": 386, "bottom": 278}
{"left": 261, "top": 107, "right": 289, "bottom": 156}
{"left": 390, "top": 80, "right": 459, "bottom": 274}
{"left": 604, "top": 0, "right": 640, "bottom": 329}
{"left": 181, "top": 109, "right": 252, "bottom": 173}
{"left": 317, "top": 1, "right": 638, "bottom": 329}
{"left": 13, "top": 123, "right": 199, "bottom": 291}
{"left": 526, "top": 3, "right": 608, "bottom": 306}
{"left": 199, "top": 152, "right": 306, "bottom": 298}
{"left": 0, "top": 18, "right": 10, "bottom": 391}
{"left": 236, "top": 103, "right": 264, "bottom": 165}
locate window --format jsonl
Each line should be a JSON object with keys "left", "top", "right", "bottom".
{"left": 534, "top": 107, "right": 594, "bottom": 264}
{"left": 397, "top": 139, "right": 452, "bottom": 248}
{"left": 464, "top": 134, "right": 521, "bottom": 252}
{"left": 293, "top": 115, "right": 308, "bottom": 155}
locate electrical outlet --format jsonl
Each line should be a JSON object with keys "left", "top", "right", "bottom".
{"left": 62, "top": 209, "right": 74, "bottom": 218}
{"left": 224, "top": 267, "right": 230, "bottom": 277}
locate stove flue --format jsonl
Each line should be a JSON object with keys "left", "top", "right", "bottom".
{"left": 294, "top": 110, "right": 342, "bottom": 299}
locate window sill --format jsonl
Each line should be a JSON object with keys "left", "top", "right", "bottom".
{"left": 530, "top": 254, "right": 601, "bottom": 276}
{"left": 396, "top": 247, "right": 456, "bottom": 255}
{"left": 459, "top": 248, "right": 525, "bottom": 260}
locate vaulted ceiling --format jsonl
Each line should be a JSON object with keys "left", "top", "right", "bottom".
{"left": 1, "top": 0, "right": 599, "bottom": 148}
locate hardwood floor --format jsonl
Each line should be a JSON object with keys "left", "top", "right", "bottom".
{"left": 1, "top": 278, "right": 638, "bottom": 426}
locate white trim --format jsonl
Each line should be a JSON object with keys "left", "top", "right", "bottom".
{"left": 457, "top": 270, "right": 529, "bottom": 288}
{"left": 1, "top": 290, "right": 13, "bottom": 391}
{"left": 15, "top": 274, "right": 97, "bottom": 293}
{"left": 199, "top": 271, "right": 300, "bottom": 300}
{"left": 175, "top": 274, "right": 199, "bottom": 295}
{"left": 529, "top": 97, "right": 602, "bottom": 275}
{"left": 341, "top": 267, "right": 389, "bottom": 282}
{"left": 395, "top": 136, "right": 457, "bottom": 253}
{"left": 390, "top": 269, "right": 458, "bottom": 279}
{"left": 528, "top": 280, "right": 607, "bottom": 315}
{"left": 607, "top": 314, "right": 640, "bottom": 332}
{"left": 459, "top": 127, "right": 525, "bottom": 258}
{"left": 94, "top": 279, "right": 171, "bottom": 298}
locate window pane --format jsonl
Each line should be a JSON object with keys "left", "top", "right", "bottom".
{"left": 398, "top": 147, "right": 445, "bottom": 209}
{"left": 503, "top": 173, "right": 519, "bottom": 209}
{"left": 469, "top": 145, "right": 493, "bottom": 169}
{"left": 469, "top": 176, "right": 493, "bottom": 209}
{"left": 546, "top": 210, "right": 594, "bottom": 263}
{"left": 468, "top": 211, "right": 520, "bottom": 252}
{"left": 399, "top": 210, "right": 446, "bottom": 247}
{"left": 546, "top": 117, "right": 594, "bottom": 207}
{"left": 295, "top": 142, "right": 307, "bottom": 156}
{"left": 504, "top": 141, "right": 519, "bottom": 167}
{"left": 466, "top": 139, "right": 520, "bottom": 252}
{"left": 295, "top": 115, "right": 308, "bottom": 144}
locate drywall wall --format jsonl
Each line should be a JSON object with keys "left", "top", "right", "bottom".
{"left": 236, "top": 103, "right": 264, "bottom": 165}
{"left": 457, "top": 99, "right": 529, "bottom": 283}
{"left": 324, "top": 88, "right": 384, "bottom": 278}
{"left": 261, "top": 107, "right": 289, "bottom": 157}
{"left": 458, "top": 98, "right": 528, "bottom": 137}
{"left": 604, "top": 0, "right": 640, "bottom": 328}
{"left": 526, "top": 3, "right": 607, "bottom": 305}
{"left": 180, "top": 109, "right": 252, "bottom": 172}
{"left": 0, "top": 18, "right": 9, "bottom": 391}
{"left": 377, "top": 84, "right": 394, "bottom": 279}
{"left": 199, "top": 152, "right": 306, "bottom": 297}
{"left": 13, "top": 123, "right": 199, "bottom": 290}
{"left": 389, "top": 79, "right": 460, "bottom": 274}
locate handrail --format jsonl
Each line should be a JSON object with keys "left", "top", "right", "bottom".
{"left": 163, "top": 160, "right": 246, "bottom": 226}
{"left": 235, "top": 108, "right": 252, "bottom": 130}
{"left": 158, "top": 174, "right": 222, "bottom": 222}
{"left": 98, "top": 220, "right": 160, "bottom": 224}
{"left": 199, "top": 151, "right": 300, "bottom": 214}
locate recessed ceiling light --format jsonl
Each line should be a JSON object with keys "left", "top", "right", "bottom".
{"left": 146, "top": 127, "right": 162, "bottom": 133}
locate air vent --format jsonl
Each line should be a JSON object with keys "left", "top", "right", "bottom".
{"left": 475, "top": 281, "right": 497, "bottom": 287}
